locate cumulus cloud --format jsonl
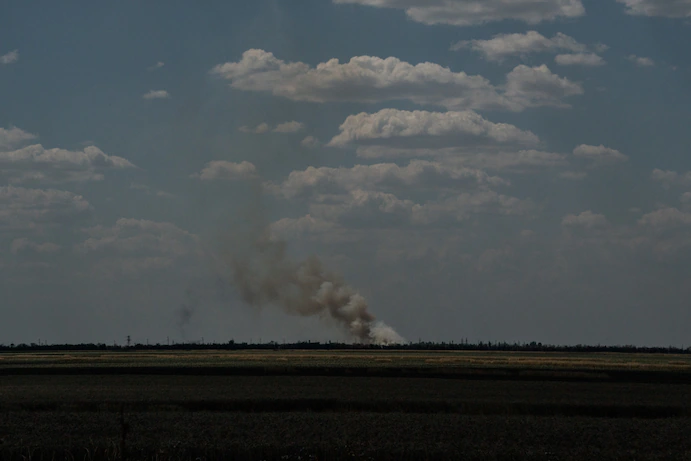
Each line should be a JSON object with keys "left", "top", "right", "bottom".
{"left": 148, "top": 61, "right": 165, "bottom": 71}
{"left": 627, "top": 55, "right": 655, "bottom": 67}
{"left": 273, "top": 121, "right": 305, "bottom": 133}
{"left": 0, "top": 143, "right": 136, "bottom": 184}
{"left": 0, "top": 126, "right": 37, "bottom": 150}
{"left": 449, "top": 150, "right": 568, "bottom": 172}
{"left": 555, "top": 53, "right": 605, "bottom": 66}
{"left": 0, "top": 49, "right": 18, "bottom": 64}
{"left": 353, "top": 145, "right": 568, "bottom": 173}
{"left": 129, "top": 183, "right": 175, "bottom": 199}
{"left": 572, "top": 144, "right": 628, "bottom": 167}
{"left": 0, "top": 186, "right": 91, "bottom": 231}
{"left": 505, "top": 64, "right": 584, "bottom": 109}
{"left": 559, "top": 170, "right": 588, "bottom": 180}
{"left": 616, "top": 0, "right": 691, "bottom": 18}
{"left": 562, "top": 210, "right": 608, "bottom": 229}
{"left": 240, "top": 121, "right": 305, "bottom": 134}
{"left": 10, "top": 238, "right": 61, "bottom": 254}
{"left": 332, "top": 0, "right": 585, "bottom": 26}
{"left": 651, "top": 169, "right": 691, "bottom": 189}
{"left": 410, "top": 190, "right": 535, "bottom": 224}
{"left": 328, "top": 109, "right": 540, "bottom": 148}
{"left": 638, "top": 207, "right": 691, "bottom": 229}
{"left": 452, "top": 31, "right": 587, "bottom": 61}
{"left": 270, "top": 215, "right": 337, "bottom": 238}
{"left": 239, "top": 123, "right": 271, "bottom": 134}
{"left": 191, "top": 161, "right": 257, "bottom": 181}
{"left": 304, "top": 188, "right": 533, "bottom": 229}
{"left": 75, "top": 218, "right": 198, "bottom": 276}
{"left": 477, "top": 247, "right": 515, "bottom": 272}
{"left": 624, "top": 208, "right": 691, "bottom": 260}
{"left": 301, "top": 136, "right": 321, "bottom": 148}
{"left": 308, "top": 190, "right": 419, "bottom": 227}
{"left": 271, "top": 161, "right": 508, "bottom": 199}
{"left": 211, "top": 49, "right": 582, "bottom": 111}
{"left": 142, "top": 90, "right": 171, "bottom": 99}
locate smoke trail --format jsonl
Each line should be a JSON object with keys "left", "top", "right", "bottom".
{"left": 217, "top": 224, "right": 405, "bottom": 345}
{"left": 176, "top": 287, "right": 197, "bottom": 338}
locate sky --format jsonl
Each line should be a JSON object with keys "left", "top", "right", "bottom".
{"left": 1, "top": 0, "right": 691, "bottom": 347}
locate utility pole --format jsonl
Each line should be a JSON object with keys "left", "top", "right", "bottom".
{"left": 126, "top": 335, "right": 131, "bottom": 347}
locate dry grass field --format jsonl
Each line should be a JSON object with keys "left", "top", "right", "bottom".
{"left": 1, "top": 350, "right": 691, "bottom": 460}
{"left": 2, "top": 349, "right": 691, "bottom": 371}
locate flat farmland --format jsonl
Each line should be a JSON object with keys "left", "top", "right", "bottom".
{"left": 2, "top": 349, "right": 691, "bottom": 372}
{"left": 1, "top": 350, "right": 691, "bottom": 460}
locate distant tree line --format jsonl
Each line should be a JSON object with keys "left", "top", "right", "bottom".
{"left": 0, "top": 340, "right": 689, "bottom": 354}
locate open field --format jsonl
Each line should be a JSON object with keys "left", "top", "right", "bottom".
{"left": 3, "top": 349, "right": 691, "bottom": 372}
{"left": 3, "top": 349, "right": 691, "bottom": 385}
{"left": 2, "top": 350, "right": 691, "bottom": 460}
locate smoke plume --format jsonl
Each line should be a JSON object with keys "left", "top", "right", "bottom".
{"left": 176, "top": 287, "right": 198, "bottom": 338}
{"left": 217, "top": 225, "right": 405, "bottom": 345}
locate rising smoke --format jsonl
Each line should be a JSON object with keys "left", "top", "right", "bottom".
{"left": 215, "top": 223, "right": 405, "bottom": 345}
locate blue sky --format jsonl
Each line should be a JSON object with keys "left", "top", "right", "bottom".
{"left": 1, "top": 0, "right": 691, "bottom": 346}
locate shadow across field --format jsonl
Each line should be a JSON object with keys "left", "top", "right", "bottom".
{"left": 3, "top": 399, "right": 689, "bottom": 419}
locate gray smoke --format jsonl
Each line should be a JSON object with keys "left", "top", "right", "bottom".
{"left": 217, "top": 225, "right": 405, "bottom": 345}
{"left": 176, "top": 287, "right": 197, "bottom": 338}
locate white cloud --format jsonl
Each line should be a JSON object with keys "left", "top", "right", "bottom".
{"left": 305, "top": 189, "right": 533, "bottom": 229}
{"left": 627, "top": 55, "right": 655, "bottom": 67}
{"left": 0, "top": 126, "right": 36, "bottom": 150}
{"left": 504, "top": 64, "right": 584, "bottom": 109}
{"left": 271, "top": 160, "right": 507, "bottom": 199}
{"left": 270, "top": 215, "right": 337, "bottom": 238}
{"left": 273, "top": 121, "right": 305, "bottom": 133}
{"left": 411, "top": 190, "right": 535, "bottom": 224}
{"left": 75, "top": 218, "right": 198, "bottom": 276}
{"left": 627, "top": 207, "right": 691, "bottom": 260}
{"left": 148, "top": 61, "right": 165, "bottom": 71}
{"left": 212, "top": 50, "right": 582, "bottom": 111}
{"left": 555, "top": 53, "right": 605, "bottom": 66}
{"left": 562, "top": 210, "right": 608, "bottom": 229}
{"left": 301, "top": 136, "right": 321, "bottom": 148}
{"left": 239, "top": 123, "right": 270, "bottom": 134}
{"left": 129, "top": 183, "right": 175, "bottom": 199}
{"left": 328, "top": 109, "right": 540, "bottom": 148}
{"left": 559, "top": 170, "right": 587, "bottom": 180}
{"left": 477, "top": 247, "right": 514, "bottom": 272}
{"left": 191, "top": 161, "right": 257, "bottom": 181}
{"left": 10, "top": 238, "right": 61, "bottom": 254}
{"left": 638, "top": 207, "right": 691, "bottom": 229}
{"left": 616, "top": 0, "right": 691, "bottom": 18}
{"left": 0, "top": 144, "right": 136, "bottom": 184}
{"left": 452, "top": 31, "right": 587, "bottom": 61}
{"left": 239, "top": 121, "right": 304, "bottom": 134}
{"left": 353, "top": 146, "right": 568, "bottom": 173}
{"left": 572, "top": 144, "right": 628, "bottom": 167}
{"left": 333, "top": 0, "right": 585, "bottom": 26}
{"left": 308, "top": 190, "right": 419, "bottom": 227}
{"left": 451, "top": 150, "right": 568, "bottom": 171}
{"left": 0, "top": 49, "right": 18, "bottom": 64}
{"left": 142, "top": 90, "right": 171, "bottom": 99}
{"left": 651, "top": 169, "right": 691, "bottom": 189}
{"left": 0, "top": 186, "right": 91, "bottom": 231}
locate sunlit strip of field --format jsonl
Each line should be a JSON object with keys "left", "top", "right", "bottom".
{"left": 1, "top": 350, "right": 690, "bottom": 372}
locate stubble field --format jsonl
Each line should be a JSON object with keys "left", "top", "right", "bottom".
{"left": 1, "top": 350, "right": 690, "bottom": 460}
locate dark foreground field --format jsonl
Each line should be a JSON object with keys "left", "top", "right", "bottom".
{"left": 2, "top": 351, "right": 691, "bottom": 460}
